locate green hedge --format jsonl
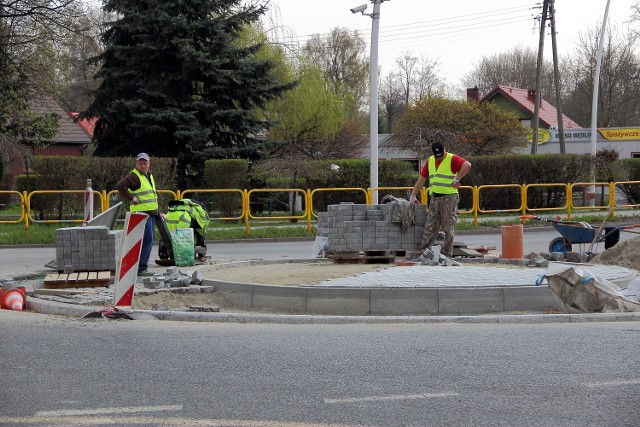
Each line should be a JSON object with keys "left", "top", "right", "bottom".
{"left": 9, "top": 154, "right": 640, "bottom": 216}
{"left": 202, "top": 159, "right": 249, "bottom": 217}
{"left": 619, "top": 158, "right": 640, "bottom": 203}
{"left": 13, "top": 155, "right": 176, "bottom": 220}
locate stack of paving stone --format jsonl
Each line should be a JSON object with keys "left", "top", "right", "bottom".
{"left": 317, "top": 203, "right": 427, "bottom": 254}
{"left": 55, "top": 226, "right": 122, "bottom": 272}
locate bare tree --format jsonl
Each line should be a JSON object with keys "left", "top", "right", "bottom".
{"left": 562, "top": 26, "right": 640, "bottom": 127}
{"left": 53, "top": 4, "right": 108, "bottom": 111}
{"left": 395, "top": 52, "right": 417, "bottom": 106}
{"left": 462, "top": 46, "right": 556, "bottom": 100}
{"left": 394, "top": 52, "right": 444, "bottom": 105}
{"left": 378, "top": 71, "right": 404, "bottom": 133}
{"left": 413, "top": 55, "right": 444, "bottom": 100}
{"left": 302, "top": 27, "right": 369, "bottom": 112}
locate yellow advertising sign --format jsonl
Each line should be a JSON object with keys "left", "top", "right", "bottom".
{"left": 599, "top": 128, "right": 640, "bottom": 140}
{"left": 527, "top": 128, "right": 551, "bottom": 144}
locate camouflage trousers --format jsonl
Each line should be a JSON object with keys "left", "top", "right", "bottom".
{"left": 420, "top": 193, "right": 459, "bottom": 257}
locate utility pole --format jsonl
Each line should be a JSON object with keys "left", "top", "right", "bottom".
{"left": 531, "top": 0, "right": 549, "bottom": 155}
{"left": 533, "top": 0, "right": 566, "bottom": 154}
{"left": 549, "top": 0, "right": 566, "bottom": 153}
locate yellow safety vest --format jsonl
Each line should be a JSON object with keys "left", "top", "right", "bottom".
{"left": 165, "top": 208, "right": 191, "bottom": 231}
{"left": 165, "top": 199, "right": 209, "bottom": 234}
{"left": 129, "top": 169, "right": 158, "bottom": 212}
{"left": 428, "top": 153, "right": 457, "bottom": 196}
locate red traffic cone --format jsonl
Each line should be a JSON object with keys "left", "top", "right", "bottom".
{"left": 1, "top": 287, "right": 26, "bottom": 311}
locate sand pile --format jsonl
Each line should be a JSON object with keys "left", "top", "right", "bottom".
{"left": 590, "top": 235, "right": 640, "bottom": 271}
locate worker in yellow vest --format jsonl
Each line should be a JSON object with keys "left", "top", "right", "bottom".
{"left": 115, "top": 153, "right": 159, "bottom": 276}
{"left": 409, "top": 141, "right": 471, "bottom": 258}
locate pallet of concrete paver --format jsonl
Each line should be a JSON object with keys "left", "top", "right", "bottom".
{"left": 330, "top": 250, "right": 395, "bottom": 264}
{"left": 43, "top": 271, "right": 112, "bottom": 289}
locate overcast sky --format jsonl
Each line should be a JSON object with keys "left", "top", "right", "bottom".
{"left": 263, "top": 0, "right": 637, "bottom": 88}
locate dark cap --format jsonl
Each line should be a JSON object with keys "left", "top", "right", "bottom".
{"left": 431, "top": 142, "right": 444, "bottom": 158}
{"left": 136, "top": 152, "right": 150, "bottom": 161}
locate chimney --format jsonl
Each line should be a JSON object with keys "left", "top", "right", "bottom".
{"left": 466, "top": 86, "right": 479, "bottom": 102}
{"left": 527, "top": 89, "right": 536, "bottom": 99}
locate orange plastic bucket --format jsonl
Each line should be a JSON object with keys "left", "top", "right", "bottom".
{"left": 501, "top": 224, "right": 523, "bottom": 259}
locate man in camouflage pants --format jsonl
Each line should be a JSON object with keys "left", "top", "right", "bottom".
{"left": 409, "top": 139, "right": 471, "bottom": 258}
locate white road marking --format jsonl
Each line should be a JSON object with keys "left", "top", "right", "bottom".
{"left": 35, "top": 404, "right": 183, "bottom": 417}
{"left": 0, "top": 416, "right": 359, "bottom": 427}
{"left": 324, "top": 392, "right": 459, "bottom": 404}
{"left": 583, "top": 378, "right": 640, "bottom": 388}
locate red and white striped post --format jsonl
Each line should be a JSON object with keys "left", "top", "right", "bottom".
{"left": 84, "top": 178, "right": 94, "bottom": 225}
{"left": 113, "top": 212, "right": 148, "bottom": 307}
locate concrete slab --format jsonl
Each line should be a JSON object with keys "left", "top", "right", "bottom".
{"left": 370, "top": 288, "right": 439, "bottom": 315}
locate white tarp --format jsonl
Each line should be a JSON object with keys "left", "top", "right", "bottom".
{"left": 544, "top": 262, "right": 640, "bottom": 313}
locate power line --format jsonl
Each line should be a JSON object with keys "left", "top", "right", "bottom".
{"left": 277, "top": 3, "right": 538, "bottom": 47}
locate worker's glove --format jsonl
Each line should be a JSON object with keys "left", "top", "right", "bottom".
{"left": 409, "top": 195, "right": 419, "bottom": 204}
{"left": 131, "top": 196, "right": 140, "bottom": 205}
{"left": 452, "top": 179, "right": 461, "bottom": 189}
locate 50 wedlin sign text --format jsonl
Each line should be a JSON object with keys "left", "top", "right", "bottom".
{"left": 528, "top": 127, "right": 640, "bottom": 145}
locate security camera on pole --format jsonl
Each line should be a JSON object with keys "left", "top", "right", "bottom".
{"left": 351, "top": 0, "right": 389, "bottom": 205}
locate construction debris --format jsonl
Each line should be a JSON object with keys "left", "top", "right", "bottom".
{"left": 140, "top": 267, "right": 203, "bottom": 289}
{"left": 418, "top": 246, "right": 461, "bottom": 266}
{"left": 543, "top": 263, "right": 640, "bottom": 313}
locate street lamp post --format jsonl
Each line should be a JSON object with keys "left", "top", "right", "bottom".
{"left": 590, "top": 0, "right": 611, "bottom": 159}
{"left": 589, "top": 0, "right": 611, "bottom": 203}
{"left": 351, "top": 0, "right": 388, "bottom": 204}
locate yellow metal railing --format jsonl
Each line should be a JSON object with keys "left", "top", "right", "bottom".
{"left": 246, "top": 188, "right": 308, "bottom": 235}
{"left": 8, "top": 181, "right": 640, "bottom": 233}
{"left": 476, "top": 184, "right": 525, "bottom": 223}
{"left": 0, "top": 191, "right": 26, "bottom": 225}
{"left": 569, "top": 182, "right": 614, "bottom": 217}
{"left": 27, "top": 190, "right": 103, "bottom": 225}
{"left": 612, "top": 180, "right": 640, "bottom": 216}
{"left": 524, "top": 183, "right": 570, "bottom": 217}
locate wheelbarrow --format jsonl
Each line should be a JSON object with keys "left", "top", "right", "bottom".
{"left": 519, "top": 215, "right": 640, "bottom": 255}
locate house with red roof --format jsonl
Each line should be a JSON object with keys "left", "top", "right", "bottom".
{"left": 468, "top": 85, "right": 581, "bottom": 129}
{"left": 69, "top": 112, "right": 97, "bottom": 138}
{"left": 468, "top": 85, "right": 640, "bottom": 158}
{"left": 6, "top": 90, "right": 92, "bottom": 177}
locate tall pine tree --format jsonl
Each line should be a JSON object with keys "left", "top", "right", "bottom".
{"left": 82, "top": 0, "right": 293, "bottom": 184}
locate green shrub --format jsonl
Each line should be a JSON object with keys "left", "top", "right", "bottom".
{"left": 203, "top": 159, "right": 249, "bottom": 217}
{"left": 619, "top": 158, "right": 640, "bottom": 204}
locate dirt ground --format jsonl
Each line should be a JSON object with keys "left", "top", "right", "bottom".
{"left": 132, "top": 262, "right": 389, "bottom": 311}
{"left": 589, "top": 235, "right": 640, "bottom": 271}
{"left": 199, "top": 261, "right": 389, "bottom": 286}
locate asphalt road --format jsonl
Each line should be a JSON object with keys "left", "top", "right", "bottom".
{"left": 0, "top": 311, "right": 638, "bottom": 427}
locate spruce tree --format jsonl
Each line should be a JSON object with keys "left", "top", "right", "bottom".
{"left": 82, "top": 0, "right": 293, "bottom": 184}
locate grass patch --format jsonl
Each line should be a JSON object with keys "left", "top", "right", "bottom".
{"left": 1, "top": 211, "right": 637, "bottom": 246}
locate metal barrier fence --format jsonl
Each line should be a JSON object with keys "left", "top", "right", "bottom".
{"left": 1, "top": 180, "right": 638, "bottom": 235}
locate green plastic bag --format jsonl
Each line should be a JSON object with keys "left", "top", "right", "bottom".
{"left": 171, "top": 228, "right": 195, "bottom": 266}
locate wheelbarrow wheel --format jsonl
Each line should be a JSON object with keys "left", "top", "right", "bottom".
{"left": 549, "top": 237, "right": 572, "bottom": 255}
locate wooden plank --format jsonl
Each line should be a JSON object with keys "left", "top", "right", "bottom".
{"left": 44, "top": 273, "right": 66, "bottom": 284}
{"left": 43, "top": 270, "right": 112, "bottom": 289}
